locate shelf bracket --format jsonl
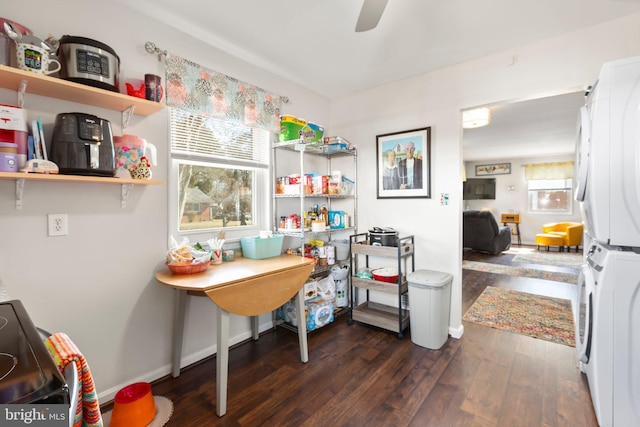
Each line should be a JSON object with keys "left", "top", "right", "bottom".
{"left": 121, "top": 183, "right": 134, "bottom": 208}
{"left": 15, "top": 178, "right": 25, "bottom": 210}
{"left": 18, "top": 80, "right": 27, "bottom": 108}
{"left": 122, "top": 105, "right": 135, "bottom": 130}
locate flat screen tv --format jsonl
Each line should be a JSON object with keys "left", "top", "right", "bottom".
{"left": 463, "top": 178, "right": 496, "bottom": 200}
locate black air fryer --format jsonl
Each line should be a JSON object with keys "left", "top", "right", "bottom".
{"left": 50, "top": 112, "right": 116, "bottom": 176}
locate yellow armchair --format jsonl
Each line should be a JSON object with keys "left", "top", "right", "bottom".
{"left": 542, "top": 222, "right": 584, "bottom": 252}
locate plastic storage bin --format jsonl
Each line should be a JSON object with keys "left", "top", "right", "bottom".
{"left": 407, "top": 269, "right": 453, "bottom": 350}
{"left": 240, "top": 235, "right": 284, "bottom": 259}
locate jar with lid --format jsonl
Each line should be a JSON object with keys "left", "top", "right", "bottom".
{"left": 276, "top": 176, "right": 287, "bottom": 194}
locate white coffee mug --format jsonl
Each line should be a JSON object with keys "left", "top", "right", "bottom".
{"left": 15, "top": 43, "right": 61, "bottom": 75}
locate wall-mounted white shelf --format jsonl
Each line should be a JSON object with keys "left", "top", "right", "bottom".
{"left": 0, "top": 172, "right": 163, "bottom": 209}
{"left": 0, "top": 65, "right": 164, "bottom": 117}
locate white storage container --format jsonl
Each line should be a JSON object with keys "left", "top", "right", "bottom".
{"left": 407, "top": 269, "right": 452, "bottom": 350}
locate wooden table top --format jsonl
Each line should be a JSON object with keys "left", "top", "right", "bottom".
{"left": 156, "top": 254, "right": 315, "bottom": 316}
{"left": 155, "top": 255, "right": 315, "bottom": 292}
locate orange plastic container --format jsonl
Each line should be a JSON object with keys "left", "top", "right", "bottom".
{"left": 110, "top": 382, "right": 156, "bottom": 427}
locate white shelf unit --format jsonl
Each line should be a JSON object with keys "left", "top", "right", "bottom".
{"left": 272, "top": 140, "right": 358, "bottom": 254}
{"left": 349, "top": 233, "right": 415, "bottom": 338}
{"left": 272, "top": 139, "right": 357, "bottom": 332}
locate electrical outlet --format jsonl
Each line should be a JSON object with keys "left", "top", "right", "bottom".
{"left": 48, "top": 213, "right": 68, "bottom": 237}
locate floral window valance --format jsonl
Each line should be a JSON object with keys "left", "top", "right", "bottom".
{"left": 524, "top": 161, "right": 574, "bottom": 180}
{"left": 165, "top": 54, "right": 287, "bottom": 132}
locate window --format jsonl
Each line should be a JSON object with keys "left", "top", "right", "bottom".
{"left": 164, "top": 53, "right": 285, "bottom": 241}
{"left": 177, "top": 163, "right": 255, "bottom": 231}
{"left": 169, "top": 109, "right": 271, "bottom": 238}
{"left": 528, "top": 179, "right": 573, "bottom": 214}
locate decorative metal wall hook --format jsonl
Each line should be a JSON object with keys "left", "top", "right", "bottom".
{"left": 145, "top": 41, "right": 167, "bottom": 62}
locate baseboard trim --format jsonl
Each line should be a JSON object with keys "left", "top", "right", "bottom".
{"left": 449, "top": 323, "right": 464, "bottom": 339}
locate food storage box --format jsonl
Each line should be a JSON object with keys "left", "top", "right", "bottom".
{"left": 323, "top": 136, "right": 351, "bottom": 146}
{"left": 312, "top": 174, "right": 329, "bottom": 194}
{"left": 323, "top": 143, "right": 349, "bottom": 154}
{"left": 0, "top": 104, "right": 28, "bottom": 168}
{"left": 240, "top": 235, "right": 284, "bottom": 259}
{"left": 328, "top": 211, "right": 346, "bottom": 229}
{"left": 0, "top": 152, "right": 18, "bottom": 172}
{"left": 328, "top": 176, "right": 355, "bottom": 195}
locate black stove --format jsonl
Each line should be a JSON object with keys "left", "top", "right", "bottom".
{"left": 0, "top": 300, "right": 69, "bottom": 404}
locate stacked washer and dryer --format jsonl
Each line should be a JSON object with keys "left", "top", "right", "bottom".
{"left": 574, "top": 55, "right": 640, "bottom": 427}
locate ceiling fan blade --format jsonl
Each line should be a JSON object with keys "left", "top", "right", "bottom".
{"left": 355, "top": 0, "right": 389, "bottom": 32}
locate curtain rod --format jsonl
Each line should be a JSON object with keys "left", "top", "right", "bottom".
{"left": 145, "top": 41, "right": 167, "bottom": 62}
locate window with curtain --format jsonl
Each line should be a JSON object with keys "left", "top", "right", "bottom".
{"left": 524, "top": 161, "right": 574, "bottom": 214}
{"left": 165, "top": 54, "right": 285, "bottom": 237}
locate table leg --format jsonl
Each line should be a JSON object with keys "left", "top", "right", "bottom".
{"left": 216, "top": 307, "right": 230, "bottom": 417}
{"left": 172, "top": 289, "right": 189, "bottom": 378}
{"left": 251, "top": 316, "right": 259, "bottom": 340}
{"left": 295, "top": 287, "right": 308, "bottom": 363}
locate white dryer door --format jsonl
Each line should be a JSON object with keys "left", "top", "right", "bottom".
{"left": 574, "top": 105, "right": 590, "bottom": 202}
{"left": 576, "top": 263, "right": 594, "bottom": 365}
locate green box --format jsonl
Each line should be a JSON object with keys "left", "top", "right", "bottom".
{"left": 240, "top": 235, "right": 285, "bottom": 259}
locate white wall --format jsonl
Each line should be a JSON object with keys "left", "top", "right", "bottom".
{"left": 2, "top": 1, "right": 640, "bottom": 405}
{"left": 329, "top": 14, "right": 640, "bottom": 339}
{"left": 464, "top": 154, "right": 582, "bottom": 245}
{"left": 0, "top": 0, "right": 330, "bottom": 403}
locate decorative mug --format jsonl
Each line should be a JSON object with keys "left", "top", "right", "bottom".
{"left": 15, "top": 42, "right": 61, "bottom": 75}
{"left": 144, "top": 74, "right": 163, "bottom": 102}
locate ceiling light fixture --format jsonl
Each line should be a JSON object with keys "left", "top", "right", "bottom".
{"left": 462, "top": 108, "right": 491, "bottom": 129}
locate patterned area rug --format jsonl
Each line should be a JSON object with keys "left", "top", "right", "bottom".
{"left": 512, "top": 251, "right": 583, "bottom": 269}
{"left": 462, "top": 260, "right": 579, "bottom": 284}
{"left": 463, "top": 287, "right": 575, "bottom": 347}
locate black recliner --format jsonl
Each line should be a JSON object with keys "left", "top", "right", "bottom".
{"left": 463, "top": 210, "right": 512, "bottom": 254}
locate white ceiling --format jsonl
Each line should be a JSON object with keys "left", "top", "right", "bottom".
{"left": 114, "top": 0, "right": 640, "bottom": 159}
{"left": 118, "top": 0, "right": 640, "bottom": 99}
{"left": 462, "top": 91, "right": 587, "bottom": 161}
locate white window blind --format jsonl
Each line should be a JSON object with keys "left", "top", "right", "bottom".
{"left": 170, "top": 108, "right": 270, "bottom": 168}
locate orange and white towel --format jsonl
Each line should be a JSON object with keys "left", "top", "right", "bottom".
{"left": 45, "top": 333, "right": 103, "bottom": 427}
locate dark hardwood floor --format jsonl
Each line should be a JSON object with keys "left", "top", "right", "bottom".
{"left": 123, "top": 246, "right": 597, "bottom": 426}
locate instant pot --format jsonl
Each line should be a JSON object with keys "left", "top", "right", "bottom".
{"left": 57, "top": 35, "right": 120, "bottom": 92}
{"left": 369, "top": 227, "right": 398, "bottom": 246}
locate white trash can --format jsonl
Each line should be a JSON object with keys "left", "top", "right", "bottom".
{"left": 407, "top": 269, "right": 452, "bottom": 350}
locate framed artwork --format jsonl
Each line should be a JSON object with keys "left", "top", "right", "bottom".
{"left": 476, "top": 162, "right": 511, "bottom": 176}
{"left": 376, "top": 127, "right": 431, "bottom": 199}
